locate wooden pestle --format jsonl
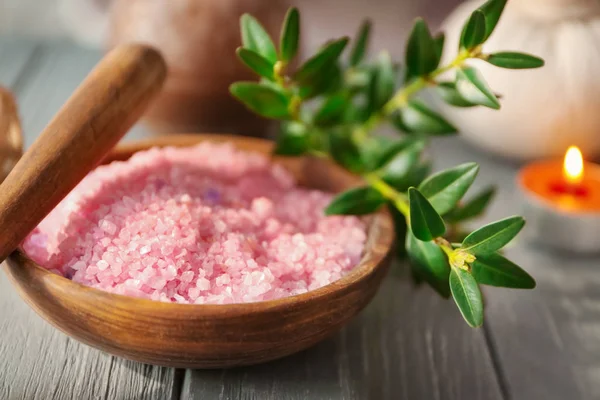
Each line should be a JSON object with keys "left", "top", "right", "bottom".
{"left": 0, "top": 44, "right": 167, "bottom": 262}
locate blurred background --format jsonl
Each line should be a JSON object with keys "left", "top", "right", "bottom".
{"left": 0, "top": 0, "right": 467, "bottom": 143}
{"left": 0, "top": 0, "right": 599, "bottom": 159}
{"left": 0, "top": 0, "right": 460, "bottom": 52}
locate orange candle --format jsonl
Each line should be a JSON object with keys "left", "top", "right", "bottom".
{"left": 519, "top": 146, "right": 600, "bottom": 213}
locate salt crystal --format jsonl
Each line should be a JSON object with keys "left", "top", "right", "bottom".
{"left": 196, "top": 277, "right": 211, "bottom": 291}
{"left": 148, "top": 276, "right": 166, "bottom": 290}
{"left": 140, "top": 246, "right": 151, "bottom": 255}
{"left": 163, "top": 264, "right": 177, "bottom": 280}
{"left": 181, "top": 271, "right": 194, "bottom": 283}
{"left": 71, "top": 261, "right": 86, "bottom": 271}
{"left": 99, "top": 220, "right": 117, "bottom": 235}
{"left": 215, "top": 274, "right": 230, "bottom": 286}
{"left": 180, "top": 194, "right": 192, "bottom": 203}
{"left": 110, "top": 262, "right": 123, "bottom": 276}
{"left": 214, "top": 220, "right": 226, "bottom": 233}
{"left": 188, "top": 287, "right": 200, "bottom": 300}
{"left": 97, "top": 260, "right": 109, "bottom": 271}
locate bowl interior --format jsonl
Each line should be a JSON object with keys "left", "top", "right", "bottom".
{"left": 8, "top": 134, "right": 394, "bottom": 315}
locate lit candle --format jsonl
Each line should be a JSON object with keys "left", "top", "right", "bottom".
{"left": 518, "top": 146, "right": 600, "bottom": 253}
{"left": 548, "top": 146, "right": 586, "bottom": 196}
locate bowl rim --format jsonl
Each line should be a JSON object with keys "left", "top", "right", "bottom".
{"left": 8, "top": 133, "right": 395, "bottom": 316}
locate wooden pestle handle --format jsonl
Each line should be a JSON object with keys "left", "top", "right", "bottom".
{"left": 0, "top": 44, "right": 167, "bottom": 262}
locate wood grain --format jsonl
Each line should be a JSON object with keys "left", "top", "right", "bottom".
{"left": 0, "top": 43, "right": 166, "bottom": 262}
{"left": 5, "top": 133, "right": 394, "bottom": 369}
{"left": 0, "top": 39, "right": 178, "bottom": 400}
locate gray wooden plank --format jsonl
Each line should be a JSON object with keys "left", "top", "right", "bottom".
{"left": 183, "top": 261, "right": 504, "bottom": 400}
{"left": 0, "top": 39, "right": 176, "bottom": 400}
{"left": 428, "top": 137, "right": 597, "bottom": 400}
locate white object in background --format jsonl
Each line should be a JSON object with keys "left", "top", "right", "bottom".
{"left": 439, "top": 0, "right": 600, "bottom": 160}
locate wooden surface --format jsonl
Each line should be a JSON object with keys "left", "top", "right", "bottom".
{"left": 0, "top": 38, "right": 598, "bottom": 399}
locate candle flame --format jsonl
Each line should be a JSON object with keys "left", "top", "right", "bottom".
{"left": 564, "top": 146, "right": 584, "bottom": 184}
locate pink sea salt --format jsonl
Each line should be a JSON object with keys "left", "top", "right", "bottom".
{"left": 22, "top": 143, "right": 367, "bottom": 304}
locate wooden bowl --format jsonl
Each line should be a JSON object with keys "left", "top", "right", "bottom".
{"left": 3, "top": 134, "right": 394, "bottom": 368}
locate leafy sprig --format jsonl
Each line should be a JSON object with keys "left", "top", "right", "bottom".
{"left": 230, "top": 0, "right": 541, "bottom": 327}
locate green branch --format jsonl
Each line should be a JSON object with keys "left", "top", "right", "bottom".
{"left": 355, "top": 50, "right": 472, "bottom": 143}
{"left": 231, "top": 0, "right": 541, "bottom": 328}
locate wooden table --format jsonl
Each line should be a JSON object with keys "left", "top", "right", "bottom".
{"left": 0, "top": 38, "right": 598, "bottom": 400}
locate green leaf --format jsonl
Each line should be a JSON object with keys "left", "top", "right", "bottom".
{"left": 236, "top": 48, "right": 274, "bottom": 80}
{"left": 418, "top": 162, "right": 479, "bottom": 215}
{"left": 433, "top": 33, "right": 445, "bottom": 67}
{"left": 230, "top": 82, "right": 290, "bottom": 119}
{"left": 368, "top": 51, "right": 396, "bottom": 112}
{"left": 450, "top": 267, "right": 484, "bottom": 327}
{"left": 314, "top": 94, "right": 348, "bottom": 126}
{"left": 436, "top": 82, "right": 477, "bottom": 107}
{"left": 400, "top": 100, "right": 458, "bottom": 135}
{"left": 360, "top": 136, "right": 395, "bottom": 171}
{"left": 342, "top": 101, "right": 370, "bottom": 124}
{"left": 406, "top": 162, "right": 432, "bottom": 188}
{"left": 373, "top": 137, "right": 425, "bottom": 170}
{"left": 390, "top": 203, "right": 408, "bottom": 256}
{"left": 240, "top": 14, "right": 278, "bottom": 63}
{"left": 405, "top": 18, "right": 438, "bottom": 81}
{"left": 391, "top": 111, "right": 414, "bottom": 134}
{"left": 325, "top": 186, "right": 385, "bottom": 216}
{"left": 408, "top": 187, "right": 446, "bottom": 241}
{"left": 298, "top": 63, "right": 343, "bottom": 99}
{"left": 461, "top": 216, "right": 525, "bottom": 256}
{"left": 456, "top": 66, "right": 500, "bottom": 110}
{"left": 279, "top": 8, "right": 300, "bottom": 62}
{"left": 486, "top": 52, "right": 545, "bottom": 69}
{"left": 385, "top": 160, "right": 431, "bottom": 192}
{"left": 328, "top": 128, "right": 364, "bottom": 173}
{"left": 460, "top": 10, "right": 486, "bottom": 50}
{"left": 479, "top": 0, "right": 508, "bottom": 40}
{"left": 350, "top": 20, "right": 372, "bottom": 66}
{"left": 406, "top": 230, "right": 451, "bottom": 297}
{"left": 274, "top": 121, "right": 308, "bottom": 155}
{"left": 381, "top": 142, "right": 429, "bottom": 192}
{"left": 445, "top": 186, "right": 496, "bottom": 223}
{"left": 380, "top": 139, "right": 425, "bottom": 177}
{"left": 294, "top": 37, "right": 349, "bottom": 84}
{"left": 472, "top": 253, "right": 536, "bottom": 289}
